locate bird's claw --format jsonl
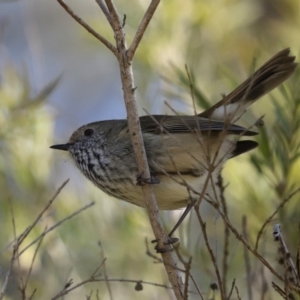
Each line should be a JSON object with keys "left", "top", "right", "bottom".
{"left": 136, "top": 173, "right": 160, "bottom": 186}
{"left": 151, "top": 236, "right": 179, "bottom": 253}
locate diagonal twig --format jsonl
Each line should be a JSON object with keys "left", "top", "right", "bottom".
{"left": 127, "top": 0, "right": 160, "bottom": 60}
{"left": 56, "top": 0, "right": 118, "bottom": 57}
{"left": 17, "top": 201, "right": 95, "bottom": 258}
{"left": 96, "top": 0, "right": 113, "bottom": 28}
{"left": 255, "top": 187, "right": 300, "bottom": 251}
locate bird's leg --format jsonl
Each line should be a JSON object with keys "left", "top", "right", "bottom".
{"left": 167, "top": 200, "right": 195, "bottom": 241}
{"left": 136, "top": 172, "right": 160, "bottom": 186}
{"left": 152, "top": 200, "right": 195, "bottom": 253}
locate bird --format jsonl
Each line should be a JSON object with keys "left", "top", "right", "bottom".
{"left": 50, "top": 49, "right": 297, "bottom": 238}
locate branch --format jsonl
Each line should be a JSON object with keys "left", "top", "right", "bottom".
{"left": 17, "top": 201, "right": 95, "bottom": 258}
{"left": 56, "top": 0, "right": 118, "bottom": 57}
{"left": 194, "top": 209, "right": 225, "bottom": 298}
{"left": 18, "top": 179, "right": 69, "bottom": 246}
{"left": 104, "top": 0, "right": 121, "bottom": 27}
{"left": 208, "top": 200, "right": 286, "bottom": 283}
{"left": 127, "top": 0, "right": 160, "bottom": 60}
{"left": 57, "top": 0, "right": 184, "bottom": 298}
{"left": 95, "top": 0, "right": 114, "bottom": 28}
{"left": 255, "top": 187, "right": 300, "bottom": 250}
{"left": 0, "top": 180, "right": 69, "bottom": 300}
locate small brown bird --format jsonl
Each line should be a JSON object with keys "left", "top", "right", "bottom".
{"left": 51, "top": 49, "right": 297, "bottom": 215}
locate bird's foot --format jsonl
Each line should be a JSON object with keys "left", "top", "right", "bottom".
{"left": 136, "top": 173, "right": 160, "bottom": 186}
{"left": 151, "top": 236, "right": 179, "bottom": 253}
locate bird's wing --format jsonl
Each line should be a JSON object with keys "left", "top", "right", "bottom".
{"left": 140, "top": 115, "right": 257, "bottom": 136}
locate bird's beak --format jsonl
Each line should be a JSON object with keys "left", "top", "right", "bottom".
{"left": 50, "top": 143, "right": 73, "bottom": 151}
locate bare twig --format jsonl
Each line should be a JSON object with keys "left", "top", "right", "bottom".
{"left": 104, "top": 0, "right": 121, "bottom": 28}
{"left": 52, "top": 263, "right": 175, "bottom": 300}
{"left": 51, "top": 261, "right": 105, "bottom": 299}
{"left": 57, "top": 0, "right": 185, "bottom": 296}
{"left": 103, "top": 0, "right": 185, "bottom": 297}
{"left": 207, "top": 199, "right": 287, "bottom": 283}
{"left": 127, "top": 0, "right": 160, "bottom": 60}
{"left": 194, "top": 210, "right": 225, "bottom": 298}
{"left": 56, "top": 0, "right": 118, "bottom": 57}
{"left": 235, "top": 285, "right": 242, "bottom": 300}
{"left": 0, "top": 180, "right": 69, "bottom": 300}
{"left": 98, "top": 241, "right": 113, "bottom": 300}
{"left": 189, "top": 274, "right": 205, "bottom": 300}
{"left": 272, "top": 281, "right": 286, "bottom": 298}
{"left": 273, "top": 224, "right": 298, "bottom": 285}
{"left": 19, "top": 179, "right": 69, "bottom": 246}
{"left": 18, "top": 201, "right": 95, "bottom": 257}
{"left": 0, "top": 200, "right": 21, "bottom": 300}
{"left": 173, "top": 247, "right": 193, "bottom": 299}
{"left": 10, "top": 199, "right": 25, "bottom": 296}
{"left": 96, "top": 0, "right": 113, "bottom": 28}
{"left": 255, "top": 187, "right": 300, "bottom": 251}
{"left": 227, "top": 279, "right": 236, "bottom": 300}
{"left": 23, "top": 228, "right": 46, "bottom": 291}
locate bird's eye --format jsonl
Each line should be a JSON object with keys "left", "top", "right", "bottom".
{"left": 84, "top": 128, "right": 94, "bottom": 136}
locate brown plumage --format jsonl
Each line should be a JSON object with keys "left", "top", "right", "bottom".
{"left": 51, "top": 49, "right": 297, "bottom": 210}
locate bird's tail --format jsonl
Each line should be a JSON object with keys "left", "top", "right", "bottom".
{"left": 199, "top": 48, "right": 297, "bottom": 122}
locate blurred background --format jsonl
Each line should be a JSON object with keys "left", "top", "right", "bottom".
{"left": 1, "top": 0, "right": 300, "bottom": 299}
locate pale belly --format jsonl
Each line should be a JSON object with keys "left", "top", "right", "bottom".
{"left": 112, "top": 171, "right": 220, "bottom": 210}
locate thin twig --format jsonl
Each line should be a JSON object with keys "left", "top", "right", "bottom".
{"left": 57, "top": 0, "right": 185, "bottom": 296}
{"left": 95, "top": 0, "right": 114, "bottom": 28}
{"left": 255, "top": 187, "right": 300, "bottom": 250}
{"left": 98, "top": 241, "right": 114, "bottom": 300}
{"left": 107, "top": 0, "right": 185, "bottom": 296}
{"left": 194, "top": 210, "right": 225, "bottom": 298}
{"left": 173, "top": 247, "right": 193, "bottom": 299}
{"left": 18, "top": 201, "right": 95, "bottom": 258}
{"left": 56, "top": 0, "right": 118, "bottom": 57}
{"left": 227, "top": 279, "right": 236, "bottom": 300}
{"left": 0, "top": 200, "right": 21, "bottom": 300}
{"left": 104, "top": 0, "right": 121, "bottom": 29}
{"left": 127, "top": 0, "right": 160, "bottom": 60}
{"left": 272, "top": 282, "right": 286, "bottom": 298}
{"left": 10, "top": 198, "right": 25, "bottom": 295}
{"left": 273, "top": 224, "right": 298, "bottom": 285}
{"left": 235, "top": 285, "right": 242, "bottom": 300}
{"left": 52, "top": 268, "right": 175, "bottom": 299}
{"left": 18, "top": 179, "right": 69, "bottom": 246}
{"left": 51, "top": 261, "right": 105, "bottom": 300}
{"left": 0, "top": 180, "right": 69, "bottom": 300}
{"left": 189, "top": 274, "right": 205, "bottom": 300}
{"left": 24, "top": 227, "right": 46, "bottom": 290}
{"left": 208, "top": 200, "right": 292, "bottom": 286}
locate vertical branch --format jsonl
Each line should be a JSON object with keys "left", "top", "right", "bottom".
{"left": 56, "top": 1, "right": 184, "bottom": 298}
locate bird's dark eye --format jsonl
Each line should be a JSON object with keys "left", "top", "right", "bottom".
{"left": 84, "top": 128, "right": 94, "bottom": 136}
